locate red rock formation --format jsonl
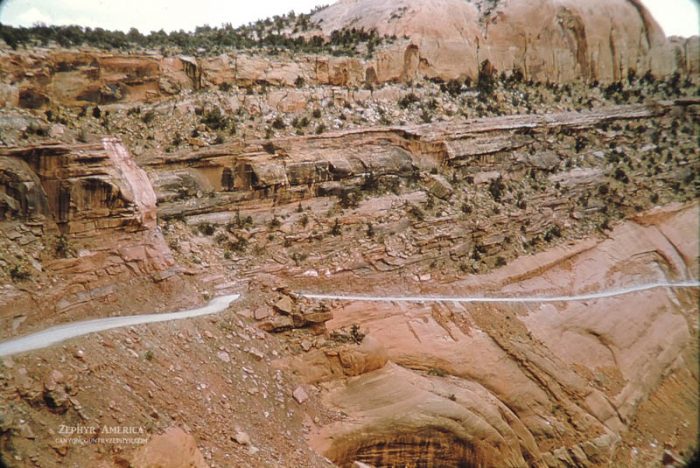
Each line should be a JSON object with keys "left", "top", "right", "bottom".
{"left": 313, "top": 0, "right": 683, "bottom": 82}
{"left": 311, "top": 203, "right": 698, "bottom": 467}
{"left": 131, "top": 427, "right": 208, "bottom": 468}
{"left": 0, "top": 139, "right": 195, "bottom": 335}
{"left": 1, "top": 0, "right": 696, "bottom": 110}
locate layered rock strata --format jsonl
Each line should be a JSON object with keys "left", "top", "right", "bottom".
{"left": 0, "top": 139, "right": 193, "bottom": 335}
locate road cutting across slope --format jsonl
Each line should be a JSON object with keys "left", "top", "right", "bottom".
{"left": 0, "top": 294, "right": 240, "bottom": 357}
{"left": 3, "top": 280, "right": 698, "bottom": 358}
{"left": 299, "top": 281, "right": 700, "bottom": 304}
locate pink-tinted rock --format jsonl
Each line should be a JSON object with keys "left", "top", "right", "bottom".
{"left": 131, "top": 427, "right": 208, "bottom": 468}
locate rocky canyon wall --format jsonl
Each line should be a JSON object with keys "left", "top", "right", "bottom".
{"left": 1, "top": 11, "right": 697, "bottom": 110}
{"left": 0, "top": 139, "right": 195, "bottom": 336}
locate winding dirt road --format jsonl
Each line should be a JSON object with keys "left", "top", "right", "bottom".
{"left": 300, "top": 281, "right": 700, "bottom": 303}
{"left": 0, "top": 294, "right": 240, "bottom": 357}
{"left": 1, "top": 280, "right": 698, "bottom": 358}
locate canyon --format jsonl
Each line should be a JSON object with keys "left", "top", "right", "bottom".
{"left": 0, "top": 1, "right": 698, "bottom": 467}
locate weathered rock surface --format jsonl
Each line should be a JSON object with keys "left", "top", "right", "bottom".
{"left": 0, "top": 139, "right": 194, "bottom": 335}
{"left": 310, "top": 203, "right": 698, "bottom": 467}
{"left": 145, "top": 100, "right": 684, "bottom": 222}
{"left": 313, "top": 0, "right": 685, "bottom": 82}
{"left": 1, "top": 0, "right": 696, "bottom": 110}
{"left": 131, "top": 427, "right": 208, "bottom": 468}
{"left": 285, "top": 335, "right": 389, "bottom": 384}
{"left": 0, "top": 52, "right": 196, "bottom": 108}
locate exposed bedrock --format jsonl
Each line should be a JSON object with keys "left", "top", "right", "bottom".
{"left": 142, "top": 100, "right": 694, "bottom": 222}
{"left": 1, "top": 1, "right": 697, "bottom": 109}
{"left": 313, "top": 0, "right": 693, "bottom": 83}
{"left": 308, "top": 203, "right": 698, "bottom": 467}
{"left": 0, "top": 139, "right": 195, "bottom": 335}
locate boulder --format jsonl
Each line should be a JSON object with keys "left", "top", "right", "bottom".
{"left": 131, "top": 427, "right": 208, "bottom": 468}
{"left": 424, "top": 174, "right": 454, "bottom": 200}
{"left": 274, "top": 296, "right": 294, "bottom": 315}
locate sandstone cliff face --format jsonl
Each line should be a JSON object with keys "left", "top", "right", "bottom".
{"left": 313, "top": 0, "right": 682, "bottom": 82}
{"left": 0, "top": 139, "right": 193, "bottom": 335}
{"left": 309, "top": 203, "right": 698, "bottom": 467}
{"left": 0, "top": 51, "right": 196, "bottom": 108}
{"left": 1, "top": 0, "right": 696, "bottom": 111}
{"left": 143, "top": 102, "right": 670, "bottom": 221}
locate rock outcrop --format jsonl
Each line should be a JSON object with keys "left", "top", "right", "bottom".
{"left": 143, "top": 100, "right": 687, "bottom": 223}
{"left": 313, "top": 0, "right": 683, "bottom": 82}
{"left": 0, "top": 139, "right": 194, "bottom": 335}
{"left": 310, "top": 203, "right": 698, "bottom": 467}
{"left": 1, "top": 0, "right": 696, "bottom": 110}
{"left": 0, "top": 52, "right": 197, "bottom": 108}
{"left": 131, "top": 427, "right": 208, "bottom": 468}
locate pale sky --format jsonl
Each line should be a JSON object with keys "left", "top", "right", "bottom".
{"left": 0, "top": 0, "right": 698, "bottom": 37}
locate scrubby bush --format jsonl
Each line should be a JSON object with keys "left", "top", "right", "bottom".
{"left": 201, "top": 107, "right": 228, "bottom": 130}
{"left": 398, "top": 93, "right": 420, "bottom": 109}
{"left": 271, "top": 116, "right": 285, "bottom": 129}
{"left": 141, "top": 110, "right": 156, "bottom": 124}
{"left": 488, "top": 176, "right": 506, "bottom": 201}
{"left": 198, "top": 223, "right": 216, "bottom": 236}
{"left": 330, "top": 218, "right": 342, "bottom": 236}
{"left": 477, "top": 60, "right": 497, "bottom": 97}
{"left": 9, "top": 265, "right": 31, "bottom": 281}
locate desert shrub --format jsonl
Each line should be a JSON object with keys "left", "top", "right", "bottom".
{"left": 262, "top": 142, "right": 276, "bottom": 154}
{"left": 350, "top": 324, "right": 365, "bottom": 343}
{"left": 441, "top": 79, "right": 463, "bottom": 96}
{"left": 427, "top": 367, "right": 447, "bottom": 377}
{"left": 614, "top": 167, "right": 629, "bottom": 183}
{"left": 9, "top": 265, "right": 31, "bottom": 281}
{"left": 201, "top": 107, "right": 228, "bottom": 130}
{"left": 398, "top": 93, "right": 420, "bottom": 109}
{"left": 271, "top": 116, "right": 285, "bottom": 129}
{"left": 229, "top": 236, "right": 248, "bottom": 252}
{"left": 330, "top": 218, "right": 342, "bottom": 236}
{"left": 339, "top": 191, "right": 361, "bottom": 209}
{"left": 55, "top": 235, "right": 73, "bottom": 258}
{"left": 141, "top": 110, "right": 156, "bottom": 124}
{"left": 269, "top": 216, "right": 281, "bottom": 229}
{"left": 477, "top": 60, "right": 497, "bottom": 96}
{"left": 198, "top": 223, "right": 216, "bottom": 236}
{"left": 408, "top": 204, "right": 425, "bottom": 221}
{"left": 543, "top": 225, "right": 562, "bottom": 242}
{"left": 488, "top": 176, "right": 506, "bottom": 201}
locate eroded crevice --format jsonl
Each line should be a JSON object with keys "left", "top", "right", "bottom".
{"left": 327, "top": 428, "right": 486, "bottom": 468}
